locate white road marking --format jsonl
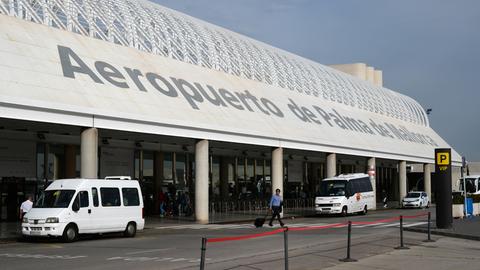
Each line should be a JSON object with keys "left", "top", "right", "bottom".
{"left": 126, "top": 248, "right": 173, "bottom": 255}
{"left": 170, "top": 258, "right": 187, "bottom": 262}
{"left": 377, "top": 223, "right": 401, "bottom": 228}
{"left": 403, "top": 222, "right": 427, "bottom": 228}
{"left": 106, "top": 256, "right": 210, "bottom": 263}
{"left": 151, "top": 221, "right": 424, "bottom": 230}
{"left": 354, "top": 223, "right": 387, "bottom": 228}
{"left": 0, "top": 253, "right": 86, "bottom": 260}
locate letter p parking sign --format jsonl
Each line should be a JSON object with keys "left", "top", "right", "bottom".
{"left": 436, "top": 152, "right": 450, "bottom": 166}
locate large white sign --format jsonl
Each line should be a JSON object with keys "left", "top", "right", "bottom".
{"left": 0, "top": 15, "right": 461, "bottom": 164}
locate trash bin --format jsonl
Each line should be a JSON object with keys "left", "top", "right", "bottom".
{"left": 466, "top": 198, "right": 473, "bottom": 216}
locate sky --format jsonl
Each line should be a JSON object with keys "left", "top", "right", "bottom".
{"left": 152, "top": 0, "right": 480, "bottom": 161}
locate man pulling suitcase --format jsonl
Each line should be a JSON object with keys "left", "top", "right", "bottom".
{"left": 269, "top": 188, "right": 284, "bottom": 227}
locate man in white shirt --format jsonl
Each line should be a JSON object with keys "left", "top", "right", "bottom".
{"left": 19, "top": 195, "right": 33, "bottom": 220}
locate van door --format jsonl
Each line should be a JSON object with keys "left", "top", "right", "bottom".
{"left": 345, "top": 181, "right": 358, "bottom": 213}
{"left": 71, "top": 190, "right": 92, "bottom": 233}
{"left": 99, "top": 187, "right": 123, "bottom": 231}
{"left": 89, "top": 187, "right": 101, "bottom": 231}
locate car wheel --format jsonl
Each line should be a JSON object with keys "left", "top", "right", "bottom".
{"left": 62, "top": 224, "right": 78, "bottom": 243}
{"left": 341, "top": 206, "right": 348, "bottom": 217}
{"left": 360, "top": 205, "right": 367, "bottom": 215}
{"left": 124, "top": 222, "right": 137, "bottom": 237}
{"left": 426, "top": 202, "right": 430, "bottom": 209}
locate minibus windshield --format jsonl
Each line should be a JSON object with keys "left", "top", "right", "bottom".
{"left": 319, "top": 180, "right": 346, "bottom": 197}
{"left": 34, "top": 190, "right": 75, "bottom": 208}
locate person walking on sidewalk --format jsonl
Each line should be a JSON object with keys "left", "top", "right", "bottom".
{"left": 269, "top": 189, "right": 284, "bottom": 227}
{"left": 19, "top": 195, "right": 33, "bottom": 220}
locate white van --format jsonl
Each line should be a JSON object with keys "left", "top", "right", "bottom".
{"left": 22, "top": 178, "right": 145, "bottom": 242}
{"left": 315, "top": 173, "right": 375, "bottom": 216}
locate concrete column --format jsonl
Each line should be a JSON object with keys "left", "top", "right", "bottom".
{"left": 368, "top": 157, "right": 376, "bottom": 210}
{"left": 272, "top": 147, "right": 283, "bottom": 196}
{"left": 424, "top": 163, "right": 432, "bottom": 201}
{"left": 326, "top": 153, "right": 336, "bottom": 178}
{"left": 220, "top": 157, "right": 229, "bottom": 200}
{"left": 195, "top": 140, "right": 209, "bottom": 223}
{"left": 399, "top": 160, "right": 407, "bottom": 202}
{"left": 64, "top": 145, "right": 76, "bottom": 178}
{"left": 80, "top": 128, "right": 98, "bottom": 179}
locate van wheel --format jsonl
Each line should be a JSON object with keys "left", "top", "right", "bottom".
{"left": 341, "top": 206, "right": 348, "bottom": 217}
{"left": 360, "top": 205, "right": 368, "bottom": 215}
{"left": 62, "top": 224, "right": 78, "bottom": 243}
{"left": 124, "top": 222, "right": 136, "bottom": 237}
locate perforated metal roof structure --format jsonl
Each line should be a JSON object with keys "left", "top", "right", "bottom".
{"left": 0, "top": 0, "right": 428, "bottom": 126}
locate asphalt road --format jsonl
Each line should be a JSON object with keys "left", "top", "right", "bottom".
{"left": 0, "top": 208, "right": 434, "bottom": 270}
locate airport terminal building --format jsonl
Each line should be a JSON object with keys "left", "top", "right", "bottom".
{"left": 0, "top": 0, "right": 461, "bottom": 222}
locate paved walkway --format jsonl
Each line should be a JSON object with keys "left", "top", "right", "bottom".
{"left": 323, "top": 236, "right": 480, "bottom": 270}
{"left": 406, "top": 215, "right": 480, "bottom": 241}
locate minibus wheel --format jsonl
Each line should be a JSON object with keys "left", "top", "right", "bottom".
{"left": 62, "top": 224, "right": 78, "bottom": 242}
{"left": 360, "top": 205, "right": 367, "bottom": 215}
{"left": 124, "top": 222, "right": 136, "bottom": 237}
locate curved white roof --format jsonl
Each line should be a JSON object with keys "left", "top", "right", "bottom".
{"left": 0, "top": 0, "right": 428, "bottom": 126}
{"left": 0, "top": 1, "right": 461, "bottom": 164}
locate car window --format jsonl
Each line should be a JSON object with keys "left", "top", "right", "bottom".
{"left": 79, "top": 191, "right": 89, "bottom": 208}
{"left": 406, "top": 193, "right": 421, "bottom": 198}
{"left": 122, "top": 188, "right": 140, "bottom": 206}
{"left": 92, "top": 188, "right": 99, "bottom": 207}
{"left": 100, "top": 188, "right": 121, "bottom": 207}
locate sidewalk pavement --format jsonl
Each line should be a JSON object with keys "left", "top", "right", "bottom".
{"left": 323, "top": 236, "right": 480, "bottom": 270}
{"left": 405, "top": 215, "right": 480, "bottom": 241}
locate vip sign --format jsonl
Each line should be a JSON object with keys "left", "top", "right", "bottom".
{"left": 436, "top": 151, "right": 450, "bottom": 171}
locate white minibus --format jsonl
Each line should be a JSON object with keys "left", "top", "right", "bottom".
{"left": 315, "top": 173, "right": 375, "bottom": 216}
{"left": 22, "top": 178, "right": 144, "bottom": 242}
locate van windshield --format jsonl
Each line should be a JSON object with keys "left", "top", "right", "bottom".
{"left": 319, "top": 180, "right": 346, "bottom": 197}
{"left": 34, "top": 190, "right": 75, "bottom": 208}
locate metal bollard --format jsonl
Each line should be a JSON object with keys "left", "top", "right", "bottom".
{"left": 339, "top": 221, "right": 357, "bottom": 262}
{"left": 200, "top": 237, "right": 207, "bottom": 270}
{"left": 423, "top": 212, "right": 435, "bottom": 242}
{"left": 284, "top": 227, "right": 289, "bottom": 270}
{"left": 395, "top": 215, "right": 410, "bottom": 249}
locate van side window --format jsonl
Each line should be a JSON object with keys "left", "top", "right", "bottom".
{"left": 122, "top": 188, "right": 140, "bottom": 206}
{"left": 79, "top": 191, "right": 89, "bottom": 207}
{"left": 346, "top": 181, "right": 353, "bottom": 196}
{"left": 361, "top": 177, "right": 373, "bottom": 192}
{"left": 100, "top": 188, "right": 121, "bottom": 207}
{"left": 351, "top": 180, "right": 361, "bottom": 193}
{"left": 92, "top": 188, "right": 99, "bottom": 207}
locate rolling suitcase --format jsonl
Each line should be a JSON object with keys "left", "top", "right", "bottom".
{"left": 254, "top": 214, "right": 269, "bottom": 228}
